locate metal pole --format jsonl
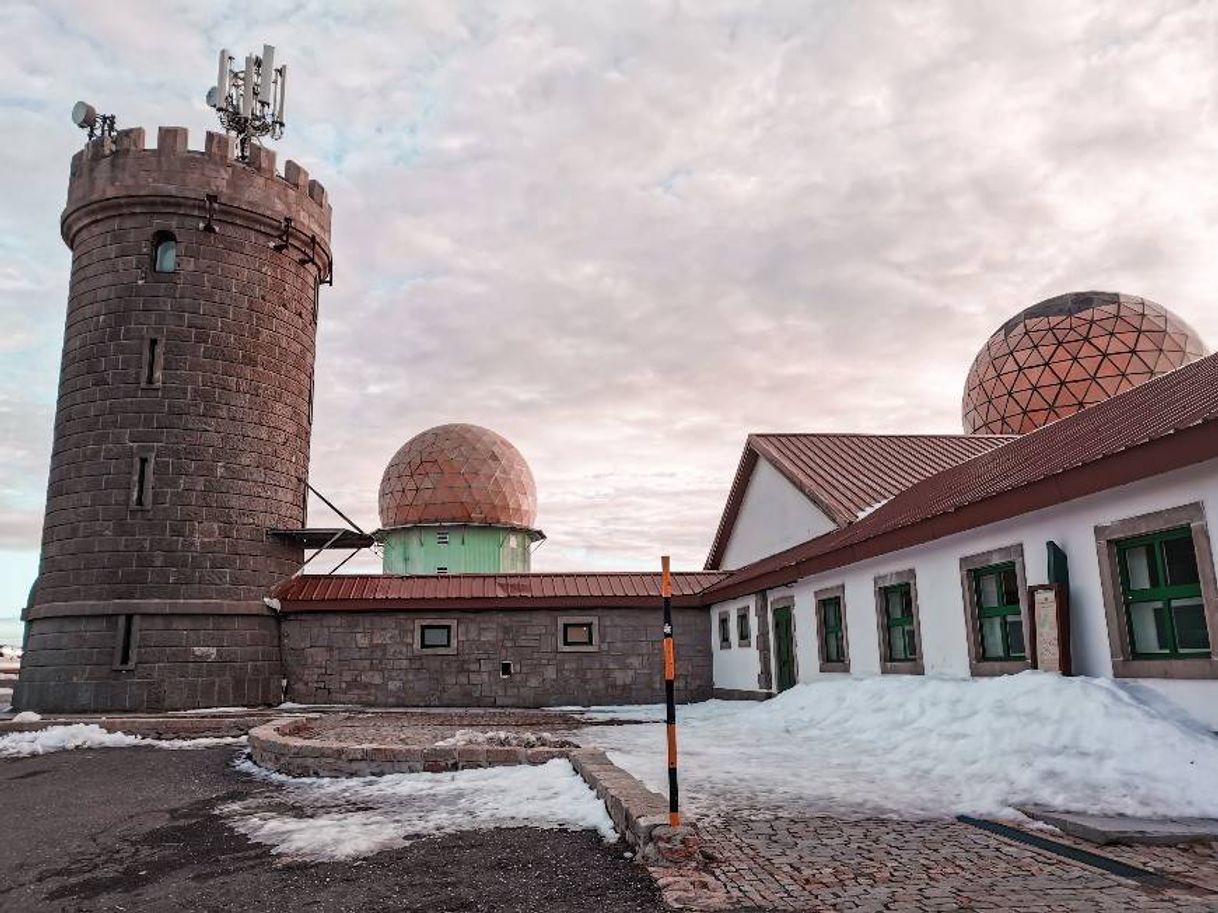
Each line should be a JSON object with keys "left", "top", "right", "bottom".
{"left": 306, "top": 482, "right": 368, "bottom": 535}
{"left": 661, "top": 555, "right": 680, "bottom": 827}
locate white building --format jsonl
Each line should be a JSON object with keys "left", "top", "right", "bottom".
{"left": 703, "top": 292, "right": 1218, "bottom": 728}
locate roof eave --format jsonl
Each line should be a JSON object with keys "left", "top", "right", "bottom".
{"left": 702, "top": 418, "right": 1218, "bottom": 603}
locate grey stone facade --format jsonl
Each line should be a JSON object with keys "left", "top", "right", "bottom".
{"left": 281, "top": 607, "right": 712, "bottom": 706}
{"left": 15, "top": 126, "right": 331, "bottom": 712}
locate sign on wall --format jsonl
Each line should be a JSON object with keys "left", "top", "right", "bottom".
{"left": 1029, "top": 583, "right": 1072, "bottom": 675}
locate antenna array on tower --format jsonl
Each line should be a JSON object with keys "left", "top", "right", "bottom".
{"left": 208, "top": 44, "right": 288, "bottom": 161}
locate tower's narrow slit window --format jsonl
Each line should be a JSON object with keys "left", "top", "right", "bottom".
{"left": 115, "top": 614, "right": 137, "bottom": 669}
{"left": 133, "top": 453, "right": 152, "bottom": 507}
{"left": 152, "top": 231, "right": 177, "bottom": 273}
{"left": 141, "top": 335, "right": 162, "bottom": 387}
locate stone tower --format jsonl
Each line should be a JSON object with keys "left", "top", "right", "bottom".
{"left": 14, "top": 126, "right": 331, "bottom": 711}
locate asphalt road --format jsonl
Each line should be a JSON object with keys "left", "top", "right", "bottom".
{"left": 0, "top": 746, "right": 664, "bottom": 913}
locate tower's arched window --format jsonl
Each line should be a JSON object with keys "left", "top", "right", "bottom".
{"left": 152, "top": 232, "right": 177, "bottom": 273}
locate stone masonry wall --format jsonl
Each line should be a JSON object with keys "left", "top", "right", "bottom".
{"left": 281, "top": 608, "right": 712, "bottom": 707}
{"left": 15, "top": 127, "right": 331, "bottom": 712}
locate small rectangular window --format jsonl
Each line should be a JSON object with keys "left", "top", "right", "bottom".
{"left": 500, "top": 661, "right": 514, "bottom": 677}
{"left": 436, "top": 532, "right": 449, "bottom": 545}
{"left": 971, "top": 563, "right": 1025, "bottom": 661}
{"left": 819, "top": 596, "right": 845, "bottom": 663}
{"left": 562, "top": 622, "right": 594, "bottom": 647}
{"left": 1117, "top": 527, "right": 1208, "bottom": 657}
{"left": 718, "top": 613, "right": 732, "bottom": 649}
{"left": 881, "top": 583, "right": 917, "bottom": 661}
{"left": 736, "top": 609, "right": 751, "bottom": 646}
{"left": 420, "top": 624, "right": 452, "bottom": 650}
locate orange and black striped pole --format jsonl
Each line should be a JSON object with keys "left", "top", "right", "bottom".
{"left": 661, "top": 555, "right": 680, "bottom": 826}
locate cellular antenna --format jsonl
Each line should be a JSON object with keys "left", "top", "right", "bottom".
{"left": 207, "top": 44, "right": 288, "bottom": 161}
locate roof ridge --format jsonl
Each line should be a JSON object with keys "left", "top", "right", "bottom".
{"left": 750, "top": 431, "right": 1019, "bottom": 440}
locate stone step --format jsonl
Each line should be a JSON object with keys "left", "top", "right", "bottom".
{"left": 1021, "top": 807, "right": 1218, "bottom": 846}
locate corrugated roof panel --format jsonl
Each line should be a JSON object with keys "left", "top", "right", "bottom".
{"left": 274, "top": 571, "right": 731, "bottom": 605}
{"left": 709, "top": 351, "right": 1218, "bottom": 595}
{"left": 706, "top": 431, "right": 1016, "bottom": 568}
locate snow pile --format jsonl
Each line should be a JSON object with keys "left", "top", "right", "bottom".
{"left": 11, "top": 711, "right": 41, "bottom": 723}
{"left": 434, "top": 729, "right": 577, "bottom": 749}
{"left": 0, "top": 645, "right": 21, "bottom": 660}
{"left": 0, "top": 724, "right": 246, "bottom": 758}
{"left": 227, "top": 757, "right": 616, "bottom": 861}
{"left": 584, "top": 673, "right": 1218, "bottom": 821}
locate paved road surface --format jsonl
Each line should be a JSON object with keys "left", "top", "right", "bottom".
{"left": 0, "top": 746, "right": 663, "bottom": 913}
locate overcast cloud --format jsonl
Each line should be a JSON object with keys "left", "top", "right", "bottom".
{"left": 1, "top": 0, "right": 1217, "bottom": 609}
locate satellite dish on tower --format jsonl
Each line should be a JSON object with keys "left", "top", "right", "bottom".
{"left": 70, "top": 101, "right": 96, "bottom": 129}
{"left": 70, "top": 100, "right": 115, "bottom": 140}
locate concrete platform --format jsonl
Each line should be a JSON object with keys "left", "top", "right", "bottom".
{"left": 1021, "top": 806, "right": 1218, "bottom": 845}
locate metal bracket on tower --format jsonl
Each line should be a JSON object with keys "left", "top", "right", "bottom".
{"left": 271, "top": 216, "right": 292, "bottom": 252}
{"left": 298, "top": 233, "right": 317, "bottom": 268}
{"left": 200, "top": 193, "right": 219, "bottom": 233}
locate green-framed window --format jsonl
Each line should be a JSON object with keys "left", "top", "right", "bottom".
{"left": 1116, "top": 527, "right": 1209, "bottom": 657}
{"left": 718, "top": 613, "right": 731, "bottom": 649}
{"left": 971, "top": 562, "right": 1025, "bottom": 661}
{"left": 818, "top": 596, "right": 845, "bottom": 663}
{"left": 736, "top": 609, "right": 751, "bottom": 645}
{"left": 881, "top": 583, "right": 917, "bottom": 661}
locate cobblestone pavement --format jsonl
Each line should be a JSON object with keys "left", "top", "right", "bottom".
{"left": 651, "top": 816, "right": 1218, "bottom": 912}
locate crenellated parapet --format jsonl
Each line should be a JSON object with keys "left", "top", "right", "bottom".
{"left": 63, "top": 126, "right": 331, "bottom": 279}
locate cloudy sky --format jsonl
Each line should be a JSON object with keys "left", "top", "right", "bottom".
{"left": 1, "top": 0, "right": 1217, "bottom": 614}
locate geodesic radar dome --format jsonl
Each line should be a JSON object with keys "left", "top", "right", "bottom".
{"left": 378, "top": 423, "right": 537, "bottom": 529}
{"left": 962, "top": 292, "right": 1208, "bottom": 435}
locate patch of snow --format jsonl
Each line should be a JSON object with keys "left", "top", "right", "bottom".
{"left": 583, "top": 673, "right": 1218, "bottom": 821}
{"left": 11, "top": 711, "right": 41, "bottom": 722}
{"left": 854, "top": 497, "right": 892, "bottom": 521}
{"left": 433, "top": 729, "right": 576, "bottom": 749}
{"left": 0, "top": 724, "right": 246, "bottom": 758}
{"left": 226, "top": 757, "right": 616, "bottom": 861}
{"left": 0, "top": 645, "right": 21, "bottom": 659}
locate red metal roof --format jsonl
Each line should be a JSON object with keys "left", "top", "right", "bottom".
{"left": 705, "top": 432, "right": 1015, "bottom": 568}
{"left": 273, "top": 571, "right": 727, "bottom": 611}
{"left": 706, "top": 351, "right": 1218, "bottom": 600}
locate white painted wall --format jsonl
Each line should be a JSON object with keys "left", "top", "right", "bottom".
{"left": 710, "top": 599, "right": 761, "bottom": 691}
{"left": 720, "top": 457, "right": 837, "bottom": 570}
{"left": 710, "top": 457, "right": 1218, "bottom": 728}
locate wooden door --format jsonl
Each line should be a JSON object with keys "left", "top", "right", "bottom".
{"left": 773, "top": 605, "right": 796, "bottom": 692}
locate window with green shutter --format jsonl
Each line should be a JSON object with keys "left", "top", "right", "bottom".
{"left": 1116, "top": 527, "right": 1209, "bottom": 658}
{"left": 881, "top": 583, "right": 917, "bottom": 661}
{"left": 818, "top": 596, "right": 845, "bottom": 663}
{"left": 971, "top": 562, "right": 1025, "bottom": 661}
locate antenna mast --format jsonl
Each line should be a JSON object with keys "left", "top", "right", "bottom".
{"left": 207, "top": 45, "right": 288, "bottom": 162}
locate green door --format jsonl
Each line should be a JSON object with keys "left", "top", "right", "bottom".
{"left": 773, "top": 606, "right": 797, "bottom": 692}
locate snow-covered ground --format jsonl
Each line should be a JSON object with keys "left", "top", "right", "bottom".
{"left": 0, "top": 724, "right": 246, "bottom": 758}
{"left": 582, "top": 672, "right": 1218, "bottom": 822}
{"left": 226, "top": 757, "right": 616, "bottom": 861}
